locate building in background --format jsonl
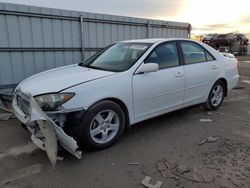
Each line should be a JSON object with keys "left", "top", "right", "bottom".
{"left": 0, "top": 2, "right": 191, "bottom": 92}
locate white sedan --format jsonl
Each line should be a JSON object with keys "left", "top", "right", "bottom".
{"left": 13, "top": 38, "right": 239, "bottom": 160}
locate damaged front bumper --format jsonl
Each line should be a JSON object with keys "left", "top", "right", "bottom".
{"left": 13, "top": 95, "right": 82, "bottom": 166}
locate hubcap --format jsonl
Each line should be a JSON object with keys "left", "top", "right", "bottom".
{"left": 211, "top": 85, "right": 223, "bottom": 106}
{"left": 90, "top": 110, "right": 120, "bottom": 144}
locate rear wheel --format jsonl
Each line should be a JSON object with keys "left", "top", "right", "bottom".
{"left": 203, "top": 80, "right": 225, "bottom": 111}
{"left": 78, "top": 100, "right": 125, "bottom": 150}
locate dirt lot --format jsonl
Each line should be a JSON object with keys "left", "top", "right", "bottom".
{"left": 0, "top": 56, "right": 250, "bottom": 188}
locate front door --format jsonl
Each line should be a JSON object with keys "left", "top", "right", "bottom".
{"left": 132, "top": 41, "right": 185, "bottom": 121}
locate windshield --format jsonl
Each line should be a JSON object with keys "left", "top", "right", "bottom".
{"left": 80, "top": 42, "right": 152, "bottom": 72}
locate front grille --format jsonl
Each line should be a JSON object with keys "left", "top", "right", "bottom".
{"left": 16, "top": 94, "right": 30, "bottom": 116}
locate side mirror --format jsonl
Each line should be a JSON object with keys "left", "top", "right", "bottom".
{"left": 136, "top": 63, "right": 159, "bottom": 74}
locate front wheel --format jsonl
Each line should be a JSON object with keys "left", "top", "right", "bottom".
{"left": 78, "top": 100, "right": 125, "bottom": 150}
{"left": 203, "top": 80, "right": 225, "bottom": 111}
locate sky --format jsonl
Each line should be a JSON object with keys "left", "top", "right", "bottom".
{"left": 1, "top": 0, "right": 250, "bottom": 37}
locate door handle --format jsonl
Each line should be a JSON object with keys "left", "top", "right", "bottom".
{"left": 211, "top": 65, "right": 218, "bottom": 69}
{"left": 175, "top": 72, "right": 184, "bottom": 77}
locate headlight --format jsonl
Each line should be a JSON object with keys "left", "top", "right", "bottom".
{"left": 35, "top": 93, "right": 74, "bottom": 111}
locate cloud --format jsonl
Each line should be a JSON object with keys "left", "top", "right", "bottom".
{"left": 193, "top": 18, "right": 250, "bottom": 35}
{"left": 240, "top": 15, "right": 250, "bottom": 23}
{"left": 1, "top": 0, "right": 249, "bottom": 35}
{"left": 0, "top": 0, "right": 184, "bottom": 19}
{"left": 85, "top": 0, "right": 184, "bottom": 19}
{"left": 194, "top": 23, "right": 235, "bottom": 30}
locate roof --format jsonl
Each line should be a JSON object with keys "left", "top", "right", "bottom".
{"left": 120, "top": 38, "right": 192, "bottom": 43}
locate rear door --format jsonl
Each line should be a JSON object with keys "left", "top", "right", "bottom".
{"left": 179, "top": 41, "right": 220, "bottom": 106}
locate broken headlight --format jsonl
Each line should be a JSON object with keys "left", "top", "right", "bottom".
{"left": 35, "top": 93, "right": 74, "bottom": 111}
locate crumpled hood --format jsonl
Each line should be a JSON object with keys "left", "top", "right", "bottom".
{"left": 17, "top": 64, "right": 115, "bottom": 96}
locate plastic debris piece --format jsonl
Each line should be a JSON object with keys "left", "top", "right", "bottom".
{"left": 207, "top": 112, "right": 214, "bottom": 116}
{"left": 57, "top": 156, "right": 64, "bottom": 161}
{"left": 200, "top": 118, "right": 213, "bottom": 122}
{"left": 0, "top": 113, "right": 13, "bottom": 121}
{"left": 176, "top": 165, "right": 190, "bottom": 175}
{"left": 207, "top": 136, "right": 219, "bottom": 142}
{"left": 157, "top": 161, "right": 167, "bottom": 177}
{"left": 141, "top": 176, "right": 163, "bottom": 188}
{"left": 128, "top": 162, "right": 139, "bottom": 166}
{"left": 198, "top": 136, "right": 219, "bottom": 145}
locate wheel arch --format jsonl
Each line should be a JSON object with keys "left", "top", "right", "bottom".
{"left": 216, "top": 78, "right": 228, "bottom": 97}
{"left": 88, "top": 97, "right": 131, "bottom": 128}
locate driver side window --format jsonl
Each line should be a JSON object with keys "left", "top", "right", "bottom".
{"left": 145, "top": 42, "right": 180, "bottom": 69}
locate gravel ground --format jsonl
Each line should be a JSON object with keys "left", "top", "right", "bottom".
{"left": 0, "top": 55, "right": 250, "bottom": 188}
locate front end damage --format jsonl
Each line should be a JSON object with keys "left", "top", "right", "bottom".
{"left": 13, "top": 93, "right": 83, "bottom": 166}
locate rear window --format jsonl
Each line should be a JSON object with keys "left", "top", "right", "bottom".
{"left": 180, "top": 42, "right": 206, "bottom": 64}
{"left": 180, "top": 41, "right": 215, "bottom": 64}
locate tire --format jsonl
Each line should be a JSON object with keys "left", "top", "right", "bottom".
{"left": 203, "top": 80, "right": 225, "bottom": 111}
{"left": 78, "top": 100, "right": 125, "bottom": 150}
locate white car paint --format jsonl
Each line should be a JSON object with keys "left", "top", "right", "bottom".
{"left": 14, "top": 38, "right": 239, "bottom": 126}
{"left": 133, "top": 65, "right": 185, "bottom": 120}
{"left": 17, "top": 64, "right": 115, "bottom": 95}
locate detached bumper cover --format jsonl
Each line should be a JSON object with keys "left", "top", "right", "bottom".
{"left": 13, "top": 96, "right": 82, "bottom": 166}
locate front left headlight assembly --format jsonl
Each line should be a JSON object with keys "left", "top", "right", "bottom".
{"left": 35, "top": 93, "right": 75, "bottom": 111}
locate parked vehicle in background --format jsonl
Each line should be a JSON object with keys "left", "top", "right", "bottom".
{"left": 206, "top": 33, "right": 249, "bottom": 55}
{"left": 13, "top": 38, "right": 239, "bottom": 161}
{"left": 202, "top": 33, "right": 217, "bottom": 46}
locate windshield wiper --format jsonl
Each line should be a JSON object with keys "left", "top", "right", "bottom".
{"left": 87, "top": 65, "right": 106, "bottom": 71}
{"left": 78, "top": 63, "right": 93, "bottom": 69}
{"left": 78, "top": 63, "right": 107, "bottom": 71}
{"left": 78, "top": 62, "right": 87, "bottom": 67}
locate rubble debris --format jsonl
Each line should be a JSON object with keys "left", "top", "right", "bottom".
{"left": 141, "top": 164, "right": 157, "bottom": 176}
{"left": 57, "top": 156, "right": 64, "bottom": 161}
{"left": 200, "top": 118, "right": 213, "bottom": 122}
{"left": 198, "top": 136, "right": 219, "bottom": 145}
{"left": 0, "top": 104, "right": 13, "bottom": 113}
{"left": 214, "top": 112, "right": 225, "bottom": 116}
{"left": 175, "top": 165, "right": 191, "bottom": 175}
{"left": 0, "top": 96, "right": 16, "bottom": 120}
{"left": 207, "top": 136, "right": 219, "bottom": 142}
{"left": 156, "top": 159, "right": 214, "bottom": 184}
{"left": 0, "top": 113, "right": 14, "bottom": 121}
{"left": 242, "top": 80, "right": 250, "bottom": 84}
{"left": 157, "top": 161, "right": 167, "bottom": 177}
{"left": 0, "top": 94, "right": 13, "bottom": 111}
{"left": 128, "top": 162, "right": 139, "bottom": 166}
{"left": 165, "top": 159, "right": 178, "bottom": 169}
{"left": 141, "top": 176, "right": 163, "bottom": 188}
{"left": 206, "top": 112, "right": 214, "bottom": 116}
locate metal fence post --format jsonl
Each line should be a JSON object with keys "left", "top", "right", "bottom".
{"left": 147, "top": 22, "right": 150, "bottom": 38}
{"left": 80, "top": 15, "right": 85, "bottom": 61}
{"left": 188, "top": 24, "right": 192, "bottom": 39}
